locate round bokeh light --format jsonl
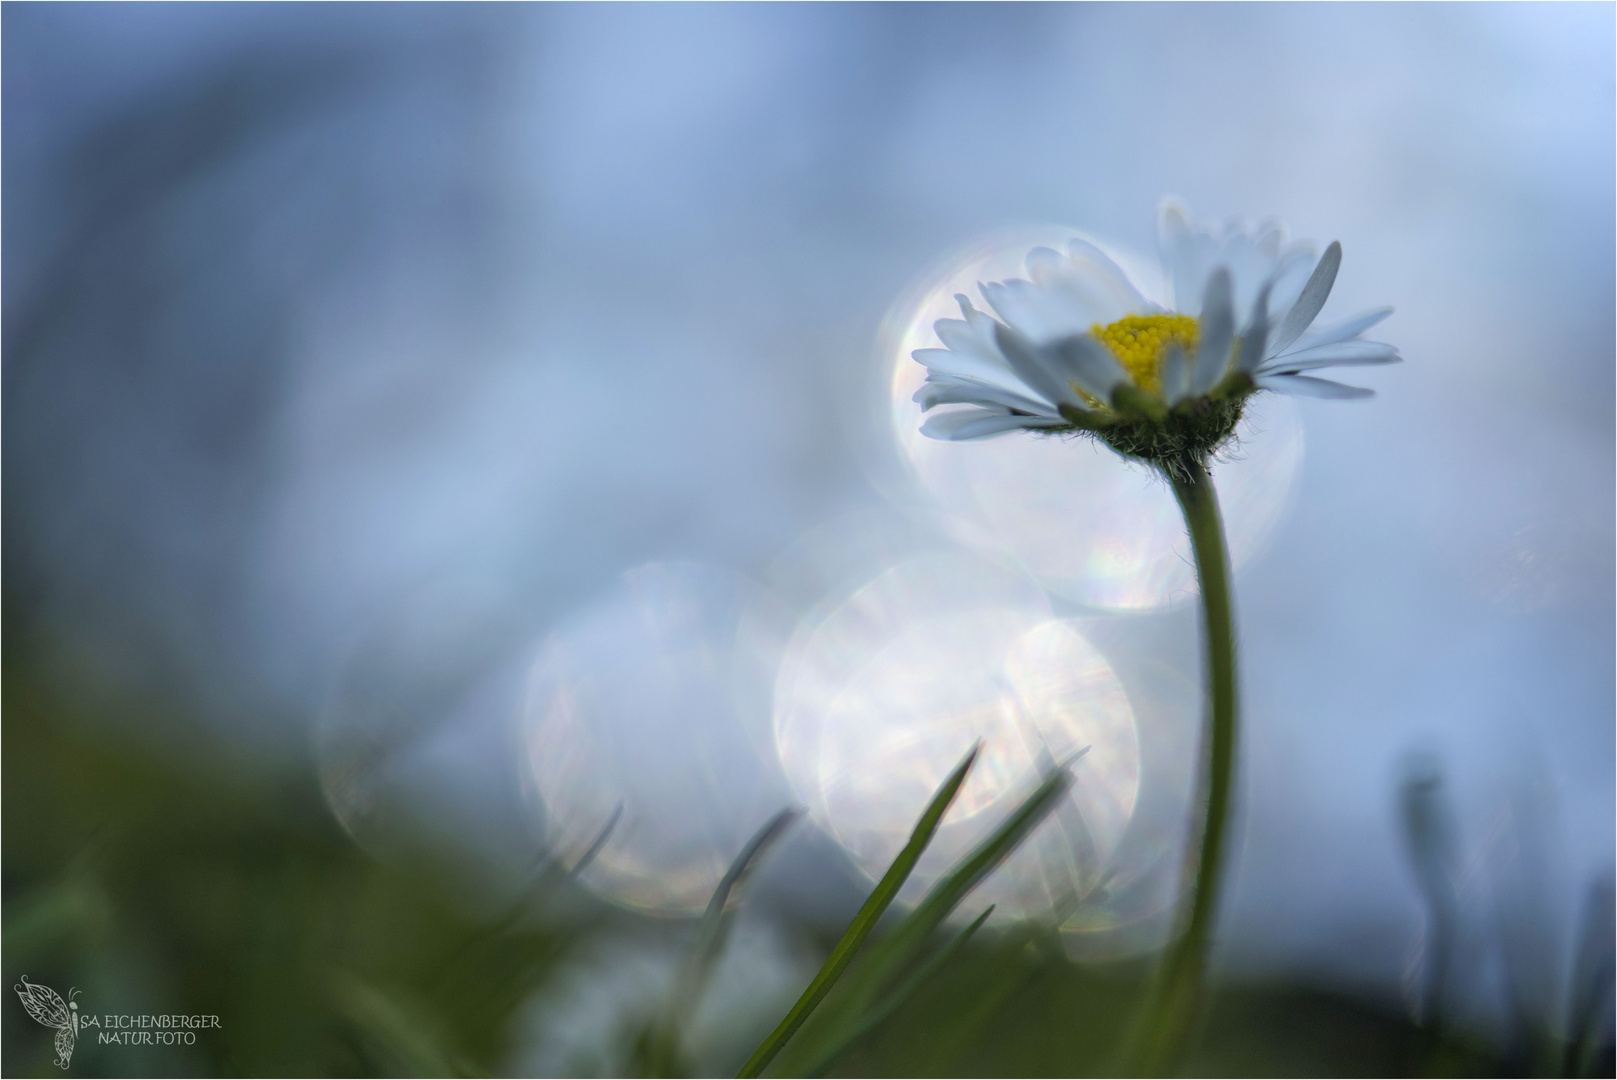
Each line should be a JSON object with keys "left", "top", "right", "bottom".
{"left": 882, "top": 228, "right": 1305, "bottom": 611}
{"left": 774, "top": 551, "right": 1143, "bottom": 925}
{"left": 523, "top": 562, "right": 796, "bottom": 915}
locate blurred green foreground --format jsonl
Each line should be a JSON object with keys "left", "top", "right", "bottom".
{"left": 0, "top": 630, "right": 1526, "bottom": 1078}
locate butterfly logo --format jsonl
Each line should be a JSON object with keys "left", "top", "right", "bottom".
{"left": 15, "top": 976, "right": 80, "bottom": 1069}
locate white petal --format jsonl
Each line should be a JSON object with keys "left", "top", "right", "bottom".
{"left": 1257, "top": 341, "right": 1401, "bottom": 374}
{"left": 1213, "top": 228, "right": 1266, "bottom": 316}
{"left": 934, "top": 296, "right": 1016, "bottom": 365}
{"left": 957, "top": 294, "right": 1012, "bottom": 350}
{"left": 1061, "top": 237, "right": 1155, "bottom": 318}
{"left": 1024, "top": 267, "right": 1115, "bottom": 329}
{"left": 920, "top": 408, "right": 1046, "bottom": 441}
{"left": 1157, "top": 198, "right": 1192, "bottom": 254}
{"left": 914, "top": 375, "right": 1060, "bottom": 416}
{"left": 1160, "top": 343, "right": 1190, "bottom": 405}
{"left": 1290, "top": 307, "right": 1394, "bottom": 351}
{"left": 980, "top": 278, "right": 1074, "bottom": 341}
{"left": 933, "top": 315, "right": 987, "bottom": 357}
{"left": 1264, "top": 246, "right": 1318, "bottom": 323}
{"left": 992, "top": 322, "right": 1083, "bottom": 410}
{"left": 1189, "top": 267, "right": 1235, "bottom": 395}
{"left": 1268, "top": 241, "right": 1341, "bottom": 356}
{"left": 1159, "top": 198, "right": 1213, "bottom": 313}
{"left": 1235, "top": 280, "right": 1273, "bottom": 375}
{"left": 1252, "top": 218, "right": 1283, "bottom": 260}
{"left": 1256, "top": 373, "right": 1374, "bottom": 399}
{"left": 920, "top": 406, "right": 1004, "bottom": 437}
{"left": 949, "top": 414, "right": 1057, "bottom": 439}
{"left": 1025, "top": 246, "right": 1065, "bottom": 274}
{"left": 1050, "top": 333, "right": 1130, "bottom": 401}
{"left": 910, "top": 347, "right": 1033, "bottom": 395}
{"left": 916, "top": 298, "right": 1040, "bottom": 397}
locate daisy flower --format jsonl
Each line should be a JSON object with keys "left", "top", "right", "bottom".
{"left": 895, "top": 200, "right": 1400, "bottom": 1073}
{"left": 914, "top": 201, "right": 1399, "bottom": 471}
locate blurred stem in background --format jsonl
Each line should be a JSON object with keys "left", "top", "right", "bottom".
{"left": 1127, "top": 456, "right": 1238, "bottom": 1075}
{"left": 1399, "top": 756, "right": 1460, "bottom": 1036}
{"left": 1399, "top": 752, "right": 1617, "bottom": 1080}
{"left": 1567, "top": 878, "right": 1616, "bottom": 1079}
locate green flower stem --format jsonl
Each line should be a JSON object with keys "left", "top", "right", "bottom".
{"left": 1130, "top": 455, "right": 1238, "bottom": 1075}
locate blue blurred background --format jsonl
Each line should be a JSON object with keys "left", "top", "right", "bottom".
{"left": 5, "top": 3, "right": 1612, "bottom": 1075}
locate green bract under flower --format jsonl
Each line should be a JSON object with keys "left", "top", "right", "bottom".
{"left": 912, "top": 201, "right": 1400, "bottom": 474}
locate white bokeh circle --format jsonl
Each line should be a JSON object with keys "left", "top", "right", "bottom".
{"left": 523, "top": 562, "right": 796, "bottom": 914}
{"left": 883, "top": 228, "right": 1305, "bottom": 610}
{"left": 774, "top": 550, "right": 1143, "bottom": 924}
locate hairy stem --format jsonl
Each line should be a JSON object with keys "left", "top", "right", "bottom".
{"left": 1129, "top": 456, "right": 1238, "bottom": 1075}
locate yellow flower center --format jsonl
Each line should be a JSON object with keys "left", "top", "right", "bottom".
{"left": 1090, "top": 314, "right": 1199, "bottom": 395}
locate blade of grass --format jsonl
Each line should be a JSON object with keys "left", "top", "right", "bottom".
{"left": 435, "top": 801, "right": 624, "bottom": 983}
{"left": 735, "top": 741, "right": 982, "bottom": 1079}
{"left": 646, "top": 808, "right": 800, "bottom": 1076}
{"left": 496, "top": 800, "right": 624, "bottom": 929}
{"left": 771, "top": 759, "right": 1078, "bottom": 1077}
{"left": 852, "top": 755, "right": 1079, "bottom": 1000}
{"left": 689, "top": 808, "right": 802, "bottom": 997}
{"left": 487, "top": 800, "right": 624, "bottom": 937}
{"left": 800, "top": 905, "right": 995, "bottom": 1079}
{"left": 565, "top": 800, "right": 626, "bottom": 881}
